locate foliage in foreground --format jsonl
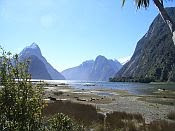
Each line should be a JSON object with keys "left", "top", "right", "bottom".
{"left": 0, "top": 48, "right": 80, "bottom": 131}
{"left": 0, "top": 48, "right": 45, "bottom": 130}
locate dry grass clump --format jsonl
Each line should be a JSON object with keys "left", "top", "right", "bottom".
{"left": 105, "top": 112, "right": 175, "bottom": 131}
{"left": 43, "top": 100, "right": 104, "bottom": 127}
{"left": 105, "top": 111, "right": 145, "bottom": 131}
{"left": 167, "top": 111, "right": 175, "bottom": 120}
{"left": 43, "top": 101, "right": 175, "bottom": 131}
{"left": 148, "top": 120, "right": 175, "bottom": 131}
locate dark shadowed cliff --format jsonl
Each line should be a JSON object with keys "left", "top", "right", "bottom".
{"left": 115, "top": 7, "right": 175, "bottom": 82}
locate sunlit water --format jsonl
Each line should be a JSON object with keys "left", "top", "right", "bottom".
{"left": 39, "top": 80, "right": 175, "bottom": 95}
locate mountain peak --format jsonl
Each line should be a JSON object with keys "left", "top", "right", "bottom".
{"left": 96, "top": 55, "right": 107, "bottom": 60}
{"left": 19, "top": 43, "right": 42, "bottom": 58}
{"left": 62, "top": 56, "right": 122, "bottom": 81}
{"left": 19, "top": 43, "right": 65, "bottom": 80}
{"left": 29, "top": 42, "right": 39, "bottom": 49}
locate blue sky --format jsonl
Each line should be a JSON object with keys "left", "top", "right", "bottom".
{"left": 0, "top": 0, "right": 174, "bottom": 71}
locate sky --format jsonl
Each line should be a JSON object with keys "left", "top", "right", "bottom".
{"left": 0, "top": 0, "right": 174, "bottom": 71}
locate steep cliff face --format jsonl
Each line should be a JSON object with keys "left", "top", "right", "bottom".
{"left": 19, "top": 43, "right": 65, "bottom": 80}
{"left": 116, "top": 7, "right": 175, "bottom": 82}
{"left": 28, "top": 55, "right": 52, "bottom": 80}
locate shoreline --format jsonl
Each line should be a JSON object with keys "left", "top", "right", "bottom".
{"left": 43, "top": 82, "right": 175, "bottom": 124}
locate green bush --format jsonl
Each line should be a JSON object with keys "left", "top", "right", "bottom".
{"left": 0, "top": 48, "right": 45, "bottom": 131}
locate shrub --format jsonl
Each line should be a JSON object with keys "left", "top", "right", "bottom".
{"left": 0, "top": 48, "right": 45, "bottom": 131}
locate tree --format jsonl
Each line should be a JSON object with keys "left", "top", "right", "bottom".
{"left": 122, "top": 0, "right": 175, "bottom": 44}
{"left": 0, "top": 47, "right": 45, "bottom": 131}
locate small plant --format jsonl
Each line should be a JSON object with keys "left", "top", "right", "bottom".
{"left": 48, "top": 113, "right": 85, "bottom": 131}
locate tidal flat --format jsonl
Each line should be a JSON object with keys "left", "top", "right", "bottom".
{"left": 43, "top": 82, "right": 175, "bottom": 125}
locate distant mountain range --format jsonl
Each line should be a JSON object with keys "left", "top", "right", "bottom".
{"left": 114, "top": 7, "right": 175, "bottom": 82}
{"left": 19, "top": 43, "right": 65, "bottom": 80}
{"left": 62, "top": 55, "right": 122, "bottom": 81}
{"left": 61, "top": 60, "right": 94, "bottom": 80}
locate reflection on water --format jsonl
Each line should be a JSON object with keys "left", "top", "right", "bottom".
{"left": 42, "top": 80, "right": 175, "bottom": 95}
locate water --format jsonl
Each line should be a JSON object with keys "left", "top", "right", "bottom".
{"left": 43, "top": 80, "right": 175, "bottom": 95}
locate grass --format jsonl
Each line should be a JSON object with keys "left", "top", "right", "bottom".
{"left": 148, "top": 120, "right": 175, "bottom": 131}
{"left": 43, "top": 100, "right": 104, "bottom": 127}
{"left": 43, "top": 100, "right": 175, "bottom": 131}
{"left": 105, "top": 111, "right": 145, "bottom": 131}
{"left": 167, "top": 111, "right": 175, "bottom": 120}
{"left": 105, "top": 111, "right": 175, "bottom": 131}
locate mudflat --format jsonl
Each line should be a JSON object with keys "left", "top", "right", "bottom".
{"left": 43, "top": 82, "right": 175, "bottom": 124}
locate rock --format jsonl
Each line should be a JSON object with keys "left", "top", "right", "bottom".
{"left": 77, "top": 98, "right": 86, "bottom": 101}
{"left": 48, "top": 97, "right": 57, "bottom": 101}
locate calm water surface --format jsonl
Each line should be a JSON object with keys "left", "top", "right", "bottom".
{"left": 43, "top": 80, "right": 175, "bottom": 95}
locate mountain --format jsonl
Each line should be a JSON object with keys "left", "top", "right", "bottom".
{"left": 61, "top": 60, "right": 94, "bottom": 80}
{"left": 28, "top": 55, "right": 52, "bottom": 80}
{"left": 19, "top": 43, "right": 65, "bottom": 80}
{"left": 115, "top": 7, "right": 175, "bottom": 82}
{"left": 88, "top": 55, "right": 122, "bottom": 81}
{"left": 62, "top": 55, "right": 122, "bottom": 81}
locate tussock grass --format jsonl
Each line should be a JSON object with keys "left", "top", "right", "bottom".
{"left": 148, "top": 120, "right": 175, "bottom": 131}
{"left": 167, "top": 111, "right": 175, "bottom": 120}
{"left": 105, "top": 112, "right": 175, "bottom": 131}
{"left": 43, "top": 100, "right": 104, "bottom": 126}
{"left": 43, "top": 101, "right": 175, "bottom": 131}
{"left": 105, "top": 111, "right": 145, "bottom": 131}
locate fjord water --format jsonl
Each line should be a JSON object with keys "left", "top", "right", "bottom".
{"left": 43, "top": 80, "right": 175, "bottom": 95}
